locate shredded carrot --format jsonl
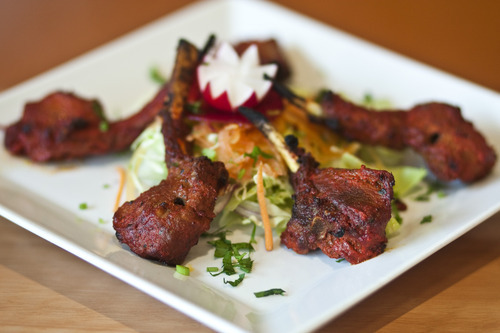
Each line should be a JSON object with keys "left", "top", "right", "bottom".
{"left": 114, "top": 167, "right": 126, "bottom": 212}
{"left": 177, "top": 138, "right": 188, "bottom": 155}
{"left": 256, "top": 162, "right": 273, "bottom": 251}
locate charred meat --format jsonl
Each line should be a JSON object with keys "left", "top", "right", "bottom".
{"left": 239, "top": 107, "right": 395, "bottom": 264}
{"left": 281, "top": 137, "right": 395, "bottom": 264}
{"left": 4, "top": 84, "right": 168, "bottom": 162}
{"left": 265, "top": 76, "right": 496, "bottom": 183}
{"left": 3, "top": 37, "right": 290, "bottom": 163}
{"left": 113, "top": 39, "right": 229, "bottom": 265}
{"left": 318, "top": 91, "right": 496, "bottom": 182}
{"left": 113, "top": 156, "right": 227, "bottom": 264}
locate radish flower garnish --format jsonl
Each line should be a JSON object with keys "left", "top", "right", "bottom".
{"left": 197, "top": 42, "right": 278, "bottom": 112}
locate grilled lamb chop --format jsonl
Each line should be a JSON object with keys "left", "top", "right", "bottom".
{"left": 239, "top": 107, "right": 395, "bottom": 264}
{"left": 4, "top": 84, "right": 168, "bottom": 162}
{"left": 267, "top": 79, "right": 496, "bottom": 183}
{"left": 112, "top": 155, "right": 227, "bottom": 264}
{"left": 281, "top": 136, "right": 394, "bottom": 264}
{"left": 3, "top": 36, "right": 290, "bottom": 163}
{"left": 318, "top": 91, "right": 496, "bottom": 182}
{"left": 113, "top": 38, "right": 228, "bottom": 265}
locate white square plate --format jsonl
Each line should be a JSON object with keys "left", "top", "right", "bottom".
{"left": 1, "top": 1, "right": 499, "bottom": 332}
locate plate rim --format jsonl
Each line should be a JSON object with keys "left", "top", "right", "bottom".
{"left": 1, "top": 1, "right": 500, "bottom": 333}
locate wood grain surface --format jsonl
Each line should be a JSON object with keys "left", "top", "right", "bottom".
{"left": 1, "top": 1, "right": 499, "bottom": 332}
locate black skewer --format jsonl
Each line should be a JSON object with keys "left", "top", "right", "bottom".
{"left": 238, "top": 106, "right": 299, "bottom": 172}
{"left": 263, "top": 73, "right": 323, "bottom": 117}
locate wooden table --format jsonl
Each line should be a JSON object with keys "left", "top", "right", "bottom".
{"left": 1, "top": 1, "right": 499, "bottom": 332}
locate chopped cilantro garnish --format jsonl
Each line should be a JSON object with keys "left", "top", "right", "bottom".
{"left": 150, "top": 66, "right": 167, "bottom": 85}
{"left": 244, "top": 146, "right": 273, "bottom": 166}
{"left": 314, "top": 89, "right": 330, "bottom": 103}
{"left": 231, "top": 242, "right": 255, "bottom": 253}
{"left": 232, "top": 247, "right": 253, "bottom": 273}
{"left": 222, "top": 251, "right": 236, "bottom": 275}
{"left": 99, "top": 120, "right": 109, "bottom": 132}
{"left": 207, "top": 236, "right": 232, "bottom": 258}
{"left": 91, "top": 101, "right": 109, "bottom": 132}
{"left": 336, "top": 258, "right": 345, "bottom": 263}
{"left": 206, "top": 227, "right": 255, "bottom": 283}
{"left": 415, "top": 181, "right": 446, "bottom": 201}
{"left": 79, "top": 202, "right": 88, "bottom": 210}
{"left": 415, "top": 194, "right": 430, "bottom": 201}
{"left": 420, "top": 215, "right": 433, "bottom": 224}
{"left": 223, "top": 273, "right": 245, "bottom": 287}
{"left": 362, "top": 93, "right": 373, "bottom": 105}
{"left": 391, "top": 201, "right": 403, "bottom": 224}
{"left": 91, "top": 101, "right": 105, "bottom": 119}
{"left": 187, "top": 100, "right": 203, "bottom": 114}
{"left": 254, "top": 288, "right": 286, "bottom": 298}
{"left": 88, "top": 100, "right": 110, "bottom": 132}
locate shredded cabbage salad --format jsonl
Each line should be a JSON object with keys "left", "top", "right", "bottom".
{"left": 125, "top": 92, "right": 427, "bottom": 238}
{"left": 126, "top": 117, "right": 167, "bottom": 199}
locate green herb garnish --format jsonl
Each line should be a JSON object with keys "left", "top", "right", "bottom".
{"left": 362, "top": 93, "right": 373, "bottom": 105}
{"left": 91, "top": 101, "right": 109, "bottom": 132}
{"left": 221, "top": 251, "right": 237, "bottom": 275}
{"left": 415, "top": 181, "right": 446, "bottom": 201}
{"left": 244, "top": 146, "right": 273, "bottom": 166}
{"left": 187, "top": 100, "right": 203, "bottom": 114}
{"left": 420, "top": 215, "right": 433, "bottom": 224}
{"left": 314, "top": 89, "right": 330, "bottom": 103}
{"left": 150, "top": 66, "right": 167, "bottom": 85}
{"left": 206, "top": 228, "right": 255, "bottom": 284}
{"left": 224, "top": 273, "right": 245, "bottom": 287}
{"left": 207, "top": 233, "right": 232, "bottom": 258}
{"left": 254, "top": 288, "right": 286, "bottom": 298}
{"left": 99, "top": 120, "right": 109, "bottom": 132}
{"left": 91, "top": 101, "right": 105, "bottom": 119}
{"left": 391, "top": 201, "right": 403, "bottom": 225}
{"left": 237, "top": 168, "right": 246, "bottom": 180}
{"left": 79, "top": 202, "right": 88, "bottom": 210}
{"left": 232, "top": 247, "right": 253, "bottom": 273}
{"left": 176, "top": 264, "right": 190, "bottom": 276}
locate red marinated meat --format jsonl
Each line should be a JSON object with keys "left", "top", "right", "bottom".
{"left": 113, "top": 156, "right": 227, "bottom": 264}
{"left": 113, "top": 39, "right": 229, "bottom": 265}
{"left": 318, "top": 91, "right": 496, "bottom": 182}
{"left": 4, "top": 85, "right": 168, "bottom": 162}
{"left": 280, "top": 138, "right": 395, "bottom": 264}
{"left": 3, "top": 38, "right": 290, "bottom": 162}
{"left": 238, "top": 107, "right": 395, "bottom": 264}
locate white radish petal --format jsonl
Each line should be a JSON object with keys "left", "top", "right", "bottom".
{"left": 197, "top": 41, "right": 278, "bottom": 111}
